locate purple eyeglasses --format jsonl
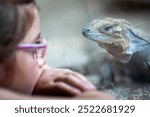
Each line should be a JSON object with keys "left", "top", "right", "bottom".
{"left": 16, "top": 37, "right": 47, "bottom": 59}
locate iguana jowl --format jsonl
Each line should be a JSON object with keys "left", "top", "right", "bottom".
{"left": 82, "top": 18, "right": 150, "bottom": 88}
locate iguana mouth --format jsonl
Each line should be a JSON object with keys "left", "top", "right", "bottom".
{"left": 83, "top": 33, "right": 110, "bottom": 41}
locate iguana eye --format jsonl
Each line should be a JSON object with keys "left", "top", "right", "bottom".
{"left": 104, "top": 25, "right": 113, "bottom": 32}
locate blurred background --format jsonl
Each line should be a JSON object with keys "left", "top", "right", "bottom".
{"left": 36, "top": 0, "right": 90, "bottom": 67}
{"left": 36, "top": 0, "right": 150, "bottom": 99}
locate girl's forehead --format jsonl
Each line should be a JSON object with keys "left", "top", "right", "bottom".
{"left": 20, "top": 5, "right": 40, "bottom": 43}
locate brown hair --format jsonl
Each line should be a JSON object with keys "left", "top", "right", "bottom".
{"left": 0, "top": 0, "right": 36, "bottom": 4}
{"left": 0, "top": 0, "right": 36, "bottom": 62}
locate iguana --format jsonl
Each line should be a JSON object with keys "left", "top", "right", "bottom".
{"left": 82, "top": 17, "right": 150, "bottom": 89}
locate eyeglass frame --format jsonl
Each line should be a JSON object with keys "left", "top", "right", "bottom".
{"left": 16, "top": 37, "right": 47, "bottom": 59}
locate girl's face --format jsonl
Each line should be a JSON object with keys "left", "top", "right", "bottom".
{"left": 4, "top": 4, "right": 43, "bottom": 94}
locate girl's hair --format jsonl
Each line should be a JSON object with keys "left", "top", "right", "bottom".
{"left": 0, "top": 0, "right": 36, "bottom": 4}
{"left": 0, "top": 0, "right": 36, "bottom": 62}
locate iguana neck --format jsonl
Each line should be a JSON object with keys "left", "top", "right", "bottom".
{"left": 124, "top": 29, "right": 150, "bottom": 65}
{"left": 111, "top": 29, "right": 150, "bottom": 64}
{"left": 132, "top": 44, "right": 150, "bottom": 67}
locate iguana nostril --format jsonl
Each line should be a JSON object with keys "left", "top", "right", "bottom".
{"left": 82, "top": 28, "right": 91, "bottom": 36}
{"left": 86, "top": 29, "right": 91, "bottom": 32}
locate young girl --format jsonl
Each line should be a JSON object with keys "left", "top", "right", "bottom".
{"left": 0, "top": 0, "right": 112, "bottom": 99}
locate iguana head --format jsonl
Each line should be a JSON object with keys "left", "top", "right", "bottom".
{"left": 82, "top": 18, "right": 146, "bottom": 63}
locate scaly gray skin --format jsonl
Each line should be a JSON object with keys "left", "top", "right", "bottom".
{"left": 82, "top": 18, "right": 150, "bottom": 89}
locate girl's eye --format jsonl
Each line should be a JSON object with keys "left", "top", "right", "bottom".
{"left": 35, "top": 40, "right": 42, "bottom": 44}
